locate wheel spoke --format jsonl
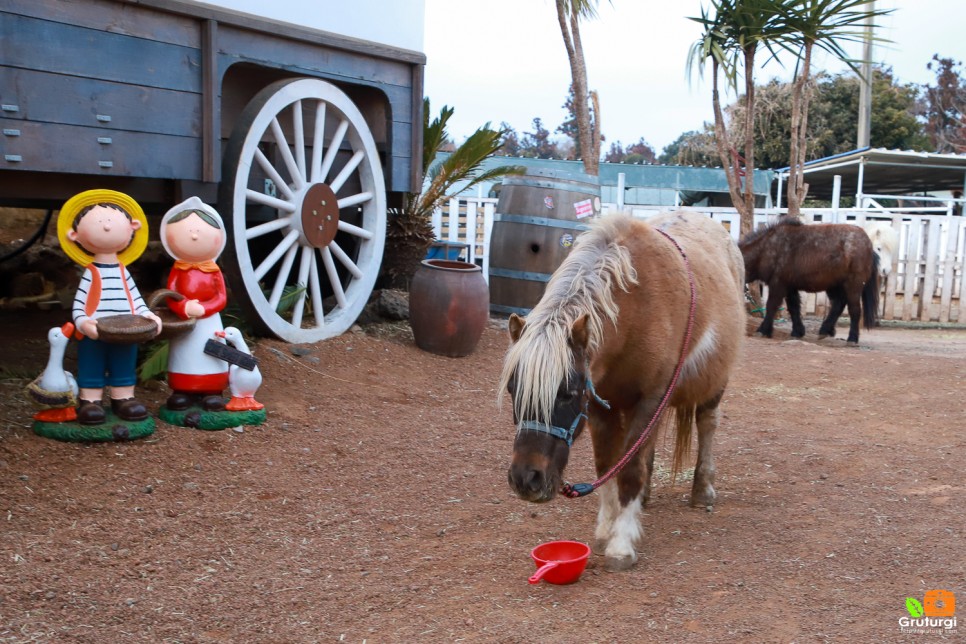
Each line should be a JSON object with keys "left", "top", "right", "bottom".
{"left": 337, "top": 219, "right": 375, "bottom": 241}
{"left": 254, "top": 148, "right": 295, "bottom": 201}
{"left": 254, "top": 229, "right": 300, "bottom": 282}
{"left": 329, "top": 150, "right": 365, "bottom": 194}
{"left": 290, "top": 246, "right": 313, "bottom": 329}
{"left": 292, "top": 101, "right": 306, "bottom": 181}
{"left": 269, "top": 117, "right": 304, "bottom": 191}
{"left": 328, "top": 240, "right": 363, "bottom": 279}
{"left": 320, "top": 247, "right": 348, "bottom": 308}
{"left": 307, "top": 252, "right": 326, "bottom": 327}
{"left": 310, "top": 101, "right": 326, "bottom": 183}
{"left": 319, "top": 119, "right": 349, "bottom": 184}
{"left": 245, "top": 216, "right": 293, "bottom": 241}
{"left": 268, "top": 243, "right": 299, "bottom": 310}
{"left": 245, "top": 189, "right": 297, "bottom": 213}
{"left": 337, "top": 191, "right": 373, "bottom": 209}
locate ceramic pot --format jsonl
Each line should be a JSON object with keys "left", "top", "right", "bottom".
{"left": 410, "top": 259, "right": 489, "bottom": 357}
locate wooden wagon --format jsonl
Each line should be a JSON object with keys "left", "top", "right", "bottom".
{"left": 0, "top": 0, "right": 425, "bottom": 342}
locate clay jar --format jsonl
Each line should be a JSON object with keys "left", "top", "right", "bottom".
{"left": 409, "top": 259, "right": 489, "bottom": 357}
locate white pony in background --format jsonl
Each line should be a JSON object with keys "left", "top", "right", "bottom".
{"left": 861, "top": 221, "right": 899, "bottom": 277}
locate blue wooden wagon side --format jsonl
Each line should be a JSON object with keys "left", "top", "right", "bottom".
{"left": 0, "top": 0, "right": 426, "bottom": 342}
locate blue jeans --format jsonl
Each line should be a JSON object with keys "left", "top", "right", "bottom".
{"left": 76, "top": 337, "right": 138, "bottom": 390}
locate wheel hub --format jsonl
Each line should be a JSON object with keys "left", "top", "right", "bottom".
{"left": 300, "top": 182, "right": 340, "bottom": 248}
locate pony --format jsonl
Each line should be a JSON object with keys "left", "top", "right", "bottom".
{"left": 739, "top": 217, "right": 879, "bottom": 344}
{"left": 861, "top": 220, "right": 899, "bottom": 277}
{"left": 499, "top": 211, "right": 745, "bottom": 572}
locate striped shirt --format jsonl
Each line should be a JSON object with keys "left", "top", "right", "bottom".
{"left": 72, "top": 262, "right": 149, "bottom": 328}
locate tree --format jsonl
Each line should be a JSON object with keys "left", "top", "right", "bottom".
{"left": 381, "top": 99, "right": 524, "bottom": 289}
{"left": 519, "top": 118, "right": 564, "bottom": 159}
{"left": 779, "top": 0, "right": 892, "bottom": 216}
{"left": 497, "top": 122, "right": 523, "bottom": 156}
{"left": 659, "top": 129, "right": 721, "bottom": 167}
{"left": 555, "top": 0, "right": 605, "bottom": 175}
{"left": 732, "top": 68, "right": 929, "bottom": 170}
{"left": 921, "top": 55, "right": 966, "bottom": 153}
{"left": 688, "top": 0, "right": 786, "bottom": 236}
{"left": 604, "top": 138, "right": 657, "bottom": 164}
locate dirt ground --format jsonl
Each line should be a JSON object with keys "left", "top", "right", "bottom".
{"left": 0, "top": 303, "right": 963, "bottom": 643}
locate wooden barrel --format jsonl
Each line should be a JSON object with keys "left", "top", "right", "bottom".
{"left": 488, "top": 168, "right": 600, "bottom": 315}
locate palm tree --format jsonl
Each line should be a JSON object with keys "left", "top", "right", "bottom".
{"left": 555, "top": 0, "right": 606, "bottom": 176}
{"left": 381, "top": 98, "right": 524, "bottom": 289}
{"left": 778, "top": 0, "right": 891, "bottom": 216}
{"left": 688, "top": 0, "right": 787, "bottom": 237}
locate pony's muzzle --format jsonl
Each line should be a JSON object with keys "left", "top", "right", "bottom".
{"left": 507, "top": 462, "right": 556, "bottom": 503}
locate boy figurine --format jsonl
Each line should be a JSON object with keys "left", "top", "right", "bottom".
{"left": 57, "top": 190, "right": 162, "bottom": 425}
{"left": 159, "top": 197, "right": 230, "bottom": 412}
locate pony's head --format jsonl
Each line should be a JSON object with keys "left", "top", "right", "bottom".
{"left": 502, "top": 313, "right": 592, "bottom": 502}
{"left": 864, "top": 222, "right": 898, "bottom": 277}
{"left": 498, "top": 215, "right": 637, "bottom": 502}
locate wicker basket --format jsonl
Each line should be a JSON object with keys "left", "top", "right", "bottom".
{"left": 96, "top": 314, "right": 161, "bottom": 344}
{"left": 147, "top": 289, "right": 197, "bottom": 340}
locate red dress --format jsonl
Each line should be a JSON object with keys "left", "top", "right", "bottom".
{"left": 165, "top": 262, "right": 229, "bottom": 393}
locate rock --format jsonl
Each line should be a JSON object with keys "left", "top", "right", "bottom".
{"left": 376, "top": 289, "right": 409, "bottom": 320}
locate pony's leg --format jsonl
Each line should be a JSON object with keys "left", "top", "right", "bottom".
{"left": 819, "top": 286, "right": 847, "bottom": 338}
{"left": 756, "top": 283, "right": 785, "bottom": 338}
{"left": 587, "top": 404, "right": 625, "bottom": 557}
{"left": 785, "top": 290, "right": 806, "bottom": 337}
{"left": 691, "top": 392, "right": 724, "bottom": 508}
{"left": 843, "top": 288, "right": 863, "bottom": 344}
{"left": 597, "top": 401, "right": 665, "bottom": 572}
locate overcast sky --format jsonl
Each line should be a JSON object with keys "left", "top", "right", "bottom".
{"left": 423, "top": 0, "right": 964, "bottom": 154}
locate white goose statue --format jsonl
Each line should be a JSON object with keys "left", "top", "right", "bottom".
{"left": 25, "top": 323, "right": 79, "bottom": 422}
{"left": 220, "top": 326, "right": 264, "bottom": 411}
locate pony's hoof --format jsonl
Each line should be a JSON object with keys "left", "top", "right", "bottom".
{"left": 604, "top": 552, "right": 637, "bottom": 572}
{"left": 689, "top": 489, "right": 716, "bottom": 508}
{"left": 593, "top": 538, "right": 609, "bottom": 556}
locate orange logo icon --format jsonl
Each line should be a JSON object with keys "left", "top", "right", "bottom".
{"left": 924, "top": 590, "right": 956, "bottom": 618}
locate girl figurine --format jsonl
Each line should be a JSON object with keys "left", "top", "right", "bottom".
{"left": 57, "top": 189, "right": 162, "bottom": 425}
{"left": 159, "top": 197, "right": 230, "bottom": 412}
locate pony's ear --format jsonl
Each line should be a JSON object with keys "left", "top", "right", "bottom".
{"left": 508, "top": 313, "right": 526, "bottom": 343}
{"left": 569, "top": 313, "right": 590, "bottom": 350}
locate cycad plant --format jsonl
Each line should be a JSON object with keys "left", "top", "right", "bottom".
{"left": 381, "top": 98, "right": 524, "bottom": 289}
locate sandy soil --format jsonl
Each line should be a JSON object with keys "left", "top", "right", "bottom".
{"left": 0, "top": 306, "right": 963, "bottom": 643}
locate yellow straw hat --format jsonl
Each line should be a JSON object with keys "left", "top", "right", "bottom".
{"left": 57, "top": 189, "right": 149, "bottom": 266}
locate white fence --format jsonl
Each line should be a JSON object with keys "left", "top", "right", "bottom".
{"left": 431, "top": 199, "right": 966, "bottom": 325}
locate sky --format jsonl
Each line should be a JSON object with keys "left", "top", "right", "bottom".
{"left": 423, "top": 0, "right": 964, "bottom": 154}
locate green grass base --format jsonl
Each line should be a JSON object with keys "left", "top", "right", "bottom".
{"left": 33, "top": 413, "right": 156, "bottom": 443}
{"left": 158, "top": 405, "right": 266, "bottom": 430}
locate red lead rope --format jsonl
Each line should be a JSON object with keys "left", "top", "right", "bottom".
{"left": 562, "top": 228, "right": 698, "bottom": 498}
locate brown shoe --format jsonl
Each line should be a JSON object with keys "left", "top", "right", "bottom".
{"left": 201, "top": 395, "right": 226, "bottom": 412}
{"left": 77, "top": 400, "right": 105, "bottom": 425}
{"left": 111, "top": 398, "right": 148, "bottom": 422}
{"left": 166, "top": 391, "right": 193, "bottom": 411}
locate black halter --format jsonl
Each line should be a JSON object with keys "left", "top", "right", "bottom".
{"left": 516, "top": 360, "right": 611, "bottom": 447}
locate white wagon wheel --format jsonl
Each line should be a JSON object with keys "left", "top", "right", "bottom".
{"left": 220, "top": 78, "right": 386, "bottom": 343}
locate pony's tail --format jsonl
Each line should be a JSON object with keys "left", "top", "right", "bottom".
{"left": 863, "top": 254, "right": 881, "bottom": 329}
{"left": 671, "top": 406, "right": 695, "bottom": 484}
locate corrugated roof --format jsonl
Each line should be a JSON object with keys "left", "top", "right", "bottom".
{"left": 775, "top": 147, "right": 966, "bottom": 199}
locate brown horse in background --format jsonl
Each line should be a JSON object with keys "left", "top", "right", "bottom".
{"left": 499, "top": 211, "right": 745, "bottom": 572}
{"left": 739, "top": 217, "right": 879, "bottom": 344}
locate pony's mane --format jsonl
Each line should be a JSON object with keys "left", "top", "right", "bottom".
{"left": 499, "top": 215, "right": 639, "bottom": 427}
{"left": 739, "top": 215, "right": 803, "bottom": 247}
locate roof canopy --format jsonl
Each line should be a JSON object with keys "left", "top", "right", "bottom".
{"left": 775, "top": 148, "right": 966, "bottom": 200}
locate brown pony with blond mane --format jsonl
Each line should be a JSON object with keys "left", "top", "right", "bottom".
{"left": 739, "top": 217, "right": 879, "bottom": 344}
{"left": 499, "top": 211, "right": 745, "bottom": 572}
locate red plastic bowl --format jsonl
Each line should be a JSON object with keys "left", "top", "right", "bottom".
{"left": 529, "top": 540, "right": 591, "bottom": 585}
